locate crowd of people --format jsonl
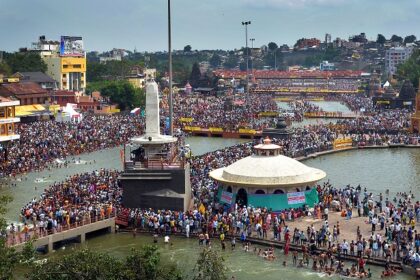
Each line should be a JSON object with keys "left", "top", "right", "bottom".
{"left": 172, "top": 92, "right": 277, "bottom": 131}
{"left": 1, "top": 90, "right": 420, "bottom": 277}
{"left": 254, "top": 77, "right": 362, "bottom": 93}
{"left": 0, "top": 115, "right": 144, "bottom": 178}
{"left": 7, "top": 169, "right": 120, "bottom": 244}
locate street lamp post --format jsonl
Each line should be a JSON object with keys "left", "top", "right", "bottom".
{"left": 250, "top": 38, "right": 255, "bottom": 75}
{"left": 168, "top": 0, "right": 173, "bottom": 136}
{"left": 242, "top": 21, "right": 251, "bottom": 96}
{"left": 274, "top": 51, "right": 277, "bottom": 71}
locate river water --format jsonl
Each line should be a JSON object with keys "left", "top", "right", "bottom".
{"left": 48, "top": 233, "right": 411, "bottom": 280}
{"left": 2, "top": 102, "right": 417, "bottom": 279}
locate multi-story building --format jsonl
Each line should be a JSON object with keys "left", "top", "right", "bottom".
{"left": 385, "top": 46, "right": 414, "bottom": 76}
{"left": 32, "top": 35, "right": 87, "bottom": 92}
{"left": 0, "top": 80, "right": 48, "bottom": 105}
{"left": 0, "top": 96, "right": 20, "bottom": 143}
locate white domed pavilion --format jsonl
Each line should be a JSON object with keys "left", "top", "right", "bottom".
{"left": 209, "top": 138, "right": 326, "bottom": 209}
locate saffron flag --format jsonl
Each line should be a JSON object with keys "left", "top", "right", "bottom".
{"left": 287, "top": 192, "right": 306, "bottom": 205}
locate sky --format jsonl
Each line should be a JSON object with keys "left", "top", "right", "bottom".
{"left": 1, "top": 0, "right": 420, "bottom": 53}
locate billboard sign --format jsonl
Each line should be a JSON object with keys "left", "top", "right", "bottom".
{"left": 60, "top": 36, "right": 84, "bottom": 57}
{"left": 287, "top": 192, "right": 306, "bottom": 205}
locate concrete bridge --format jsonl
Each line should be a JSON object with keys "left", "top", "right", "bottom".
{"left": 12, "top": 217, "right": 115, "bottom": 253}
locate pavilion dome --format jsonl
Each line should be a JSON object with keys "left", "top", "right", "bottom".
{"left": 209, "top": 154, "right": 326, "bottom": 187}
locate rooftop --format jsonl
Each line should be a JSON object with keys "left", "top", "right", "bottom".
{"left": 14, "top": 72, "right": 57, "bottom": 84}
{"left": 210, "top": 153, "right": 326, "bottom": 187}
{"left": 0, "top": 82, "right": 48, "bottom": 95}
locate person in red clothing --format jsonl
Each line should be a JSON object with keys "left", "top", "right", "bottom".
{"left": 358, "top": 257, "right": 366, "bottom": 273}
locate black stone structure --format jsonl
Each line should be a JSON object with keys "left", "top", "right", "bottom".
{"left": 373, "top": 80, "right": 416, "bottom": 109}
{"left": 119, "top": 163, "right": 191, "bottom": 211}
{"left": 262, "top": 117, "right": 292, "bottom": 139}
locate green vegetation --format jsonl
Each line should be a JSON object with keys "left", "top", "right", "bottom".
{"left": 397, "top": 49, "right": 420, "bottom": 89}
{"left": 376, "top": 34, "right": 386, "bottom": 45}
{"left": 0, "top": 195, "right": 35, "bottom": 280}
{"left": 87, "top": 80, "right": 145, "bottom": 110}
{"left": 390, "top": 35, "right": 403, "bottom": 44}
{"left": 1, "top": 52, "right": 47, "bottom": 74}
{"left": 303, "top": 47, "right": 341, "bottom": 67}
{"left": 193, "top": 248, "right": 228, "bottom": 280}
{"left": 87, "top": 60, "right": 143, "bottom": 82}
{"left": 28, "top": 246, "right": 182, "bottom": 280}
{"left": 189, "top": 62, "right": 201, "bottom": 88}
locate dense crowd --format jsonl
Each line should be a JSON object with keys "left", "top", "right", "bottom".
{"left": 172, "top": 92, "right": 277, "bottom": 131}
{"left": 254, "top": 77, "right": 361, "bottom": 92}
{"left": 0, "top": 115, "right": 144, "bottom": 177}
{"left": 7, "top": 169, "right": 120, "bottom": 243}
{"left": 2, "top": 91, "right": 420, "bottom": 275}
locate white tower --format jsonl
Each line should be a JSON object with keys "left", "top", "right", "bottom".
{"left": 131, "top": 81, "right": 176, "bottom": 145}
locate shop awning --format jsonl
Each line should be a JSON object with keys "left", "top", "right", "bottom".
{"left": 15, "top": 104, "right": 46, "bottom": 117}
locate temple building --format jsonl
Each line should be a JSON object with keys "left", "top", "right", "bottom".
{"left": 209, "top": 138, "right": 326, "bottom": 210}
{"left": 262, "top": 116, "right": 291, "bottom": 139}
{"left": 373, "top": 80, "right": 416, "bottom": 109}
{"left": 411, "top": 79, "right": 420, "bottom": 133}
{"left": 119, "top": 81, "right": 191, "bottom": 211}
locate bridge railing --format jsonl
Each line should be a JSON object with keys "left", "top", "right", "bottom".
{"left": 5, "top": 213, "right": 116, "bottom": 247}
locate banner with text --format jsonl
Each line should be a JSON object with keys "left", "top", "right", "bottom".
{"left": 287, "top": 192, "right": 306, "bottom": 205}
{"left": 220, "top": 191, "right": 234, "bottom": 205}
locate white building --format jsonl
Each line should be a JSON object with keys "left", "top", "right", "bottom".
{"left": 385, "top": 47, "right": 414, "bottom": 76}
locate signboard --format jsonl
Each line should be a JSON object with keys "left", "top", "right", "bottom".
{"left": 287, "top": 192, "right": 306, "bottom": 205}
{"left": 60, "top": 36, "right": 84, "bottom": 57}
{"left": 219, "top": 191, "right": 234, "bottom": 205}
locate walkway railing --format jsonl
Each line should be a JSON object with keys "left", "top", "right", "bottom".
{"left": 6, "top": 213, "right": 116, "bottom": 247}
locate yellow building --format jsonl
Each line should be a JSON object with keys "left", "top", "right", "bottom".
{"left": 0, "top": 97, "right": 20, "bottom": 143}
{"left": 43, "top": 56, "right": 86, "bottom": 92}
{"left": 126, "top": 68, "right": 156, "bottom": 89}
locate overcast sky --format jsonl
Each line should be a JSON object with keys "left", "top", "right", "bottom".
{"left": 1, "top": 0, "right": 419, "bottom": 52}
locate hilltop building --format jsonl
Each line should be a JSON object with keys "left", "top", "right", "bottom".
{"left": 385, "top": 46, "right": 414, "bottom": 76}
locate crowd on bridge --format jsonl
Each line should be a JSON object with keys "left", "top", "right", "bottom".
{"left": 6, "top": 169, "right": 120, "bottom": 244}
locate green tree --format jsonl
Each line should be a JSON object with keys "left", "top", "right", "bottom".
{"left": 28, "top": 249, "right": 125, "bottom": 280}
{"left": 209, "top": 54, "right": 221, "bottom": 68}
{"left": 268, "top": 42, "right": 278, "bottom": 52}
{"left": 86, "top": 62, "right": 107, "bottom": 82}
{"left": 223, "top": 55, "right": 238, "bottom": 69}
{"left": 183, "top": 45, "right": 192, "bottom": 52}
{"left": 376, "top": 34, "right": 386, "bottom": 45}
{"left": 100, "top": 80, "right": 137, "bottom": 111}
{"left": 189, "top": 62, "right": 201, "bottom": 88}
{"left": 124, "top": 246, "right": 182, "bottom": 280}
{"left": 193, "top": 248, "right": 228, "bottom": 280}
{"left": 264, "top": 48, "right": 283, "bottom": 69}
{"left": 404, "top": 35, "right": 417, "bottom": 45}
{"left": 28, "top": 246, "right": 182, "bottom": 280}
{"left": 390, "top": 35, "right": 403, "bottom": 43}
{"left": 397, "top": 49, "right": 420, "bottom": 88}
{"left": 133, "top": 87, "right": 146, "bottom": 108}
{"left": 0, "top": 195, "right": 35, "bottom": 280}
{"left": 4, "top": 52, "right": 47, "bottom": 73}
{"left": 0, "top": 62, "right": 12, "bottom": 76}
